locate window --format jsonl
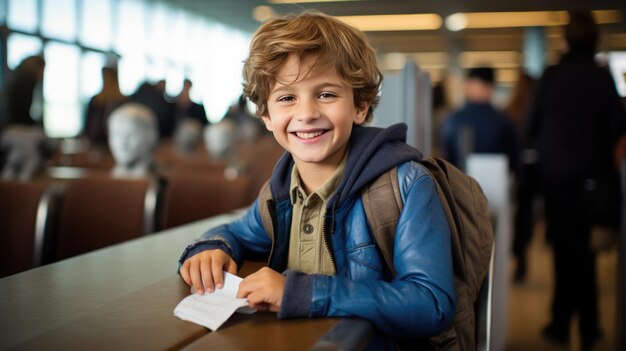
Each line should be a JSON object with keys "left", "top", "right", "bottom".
{"left": 115, "top": 0, "right": 146, "bottom": 55}
{"left": 7, "top": 33, "right": 42, "bottom": 70}
{"left": 43, "top": 42, "right": 81, "bottom": 137}
{"left": 42, "top": 0, "right": 77, "bottom": 41}
{"left": 4, "top": 0, "right": 254, "bottom": 135}
{"left": 118, "top": 54, "right": 146, "bottom": 96}
{"left": 0, "top": 0, "right": 8, "bottom": 24}
{"left": 79, "top": 0, "right": 113, "bottom": 50}
{"left": 7, "top": 0, "right": 38, "bottom": 33}
{"left": 80, "top": 51, "right": 107, "bottom": 103}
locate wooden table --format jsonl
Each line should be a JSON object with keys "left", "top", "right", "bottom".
{"left": 0, "top": 211, "right": 371, "bottom": 350}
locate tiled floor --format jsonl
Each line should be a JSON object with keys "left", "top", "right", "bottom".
{"left": 506, "top": 222, "right": 618, "bottom": 351}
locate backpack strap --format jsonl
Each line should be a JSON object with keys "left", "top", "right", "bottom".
{"left": 257, "top": 180, "right": 274, "bottom": 241}
{"left": 361, "top": 166, "right": 402, "bottom": 277}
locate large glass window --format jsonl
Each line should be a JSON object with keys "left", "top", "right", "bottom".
{"left": 165, "top": 63, "right": 185, "bottom": 98}
{"left": 0, "top": 0, "right": 8, "bottom": 24}
{"left": 4, "top": 0, "right": 253, "bottom": 136}
{"left": 115, "top": 0, "right": 146, "bottom": 55}
{"left": 7, "top": 33, "right": 43, "bottom": 70}
{"left": 43, "top": 42, "right": 81, "bottom": 137}
{"left": 146, "top": 1, "right": 171, "bottom": 60}
{"left": 42, "top": 0, "right": 77, "bottom": 41}
{"left": 199, "top": 22, "right": 250, "bottom": 122}
{"left": 118, "top": 54, "right": 147, "bottom": 96}
{"left": 7, "top": 0, "right": 38, "bottom": 33}
{"left": 79, "top": 0, "right": 113, "bottom": 50}
{"left": 80, "top": 51, "right": 107, "bottom": 103}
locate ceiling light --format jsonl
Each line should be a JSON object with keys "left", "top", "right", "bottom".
{"left": 445, "top": 13, "right": 468, "bottom": 31}
{"left": 268, "top": 0, "right": 362, "bottom": 3}
{"left": 252, "top": 5, "right": 276, "bottom": 22}
{"left": 444, "top": 10, "right": 622, "bottom": 31}
{"left": 336, "top": 14, "right": 442, "bottom": 31}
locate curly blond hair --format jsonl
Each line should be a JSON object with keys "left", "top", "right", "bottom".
{"left": 243, "top": 11, "right": 382, "bottom": 123}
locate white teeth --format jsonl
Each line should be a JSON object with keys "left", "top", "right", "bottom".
{"left": 295, "top": 130, "right": 324, "bottom": 139}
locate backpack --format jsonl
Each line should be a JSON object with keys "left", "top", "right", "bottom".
{"left": 361, "top": 156, "right": 494, "bottom": 351}
{"left": 257, "top": 156, "right": 493, "bottom": 350}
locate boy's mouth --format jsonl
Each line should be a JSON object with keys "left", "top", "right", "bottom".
{"left": 292, "top": 129, "right": 327, "bottom": 140}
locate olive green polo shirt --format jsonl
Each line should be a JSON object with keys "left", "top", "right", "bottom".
{"left": 286, "top": 152, "right": 348, "bottom": 275}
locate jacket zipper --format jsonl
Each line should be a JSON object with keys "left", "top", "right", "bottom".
{"left": 323, "top": 197, "right": 339, "bottom": 273}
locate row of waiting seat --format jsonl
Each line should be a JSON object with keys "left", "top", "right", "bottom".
{"left": 0, "top": 170, "right": 262, "bottom": 278}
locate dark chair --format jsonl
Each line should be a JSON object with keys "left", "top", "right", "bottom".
{"left": 0, "top": 181, "right": 62, "bottom": 277}
{"left": 160, "top": 171, "right": 253, "bottom": 229}
{"left": 56, "top": 177, "right": 159, "bottom": 260}
{"left": 49, "top": 150, "right": 116, "bottom": 170}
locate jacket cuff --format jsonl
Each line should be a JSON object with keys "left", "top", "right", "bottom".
{"left": 178, "top": 240, "right": 232, "bottom": 266}
{"left": 277, "top": 270, "right": 313, "bottom": 319}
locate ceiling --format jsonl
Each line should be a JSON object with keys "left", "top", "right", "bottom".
{"left": 165, "top": 0, "right": 626, "bottom": 84}
{"left": 167, "top": 0, "right": 626, "bottom": 50}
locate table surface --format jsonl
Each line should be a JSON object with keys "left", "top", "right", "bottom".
{"left": 0, "top": 211, "right": 365, "bottom": 351}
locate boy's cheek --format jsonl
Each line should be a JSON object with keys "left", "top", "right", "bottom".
{"left": 261, "top": 115, "right": 274, "bottom": 132}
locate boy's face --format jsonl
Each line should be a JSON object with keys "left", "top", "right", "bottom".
{"left": 262, "top": 54, "right": 369, "bottom": 170}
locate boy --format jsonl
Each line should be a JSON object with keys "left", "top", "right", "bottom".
{"left": 179, "top": 11, "right": 455, "bottom": 348}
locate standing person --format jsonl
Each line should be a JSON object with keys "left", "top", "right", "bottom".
{"left": 129, "top": 80, "right": 176, "bottom": 139}
{"left": 178, "top": 11, "right": 456, "bottom": 349}
{"left": 83, "top": 66, "right": 127, "bottom": 148}
{"left": 174, "top": 78, "right": 208, "bottom": 126}
{"left": 527, "top": 11, "right": 626, "bottom": 349}
{"left": 504, "top": 71, "right": 537, "bottom": 282}
{"left": 5, "top": 55, "right": 45, "bottom": 127}
{"left": 441, "top": 66, "right": 520, "bottom": 172}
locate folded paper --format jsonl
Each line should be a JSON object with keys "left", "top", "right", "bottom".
{"left": 174, "top": 272, "right": 256, "bottom": 331}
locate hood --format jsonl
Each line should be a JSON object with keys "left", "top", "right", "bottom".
{"left": 268, "top": 123, "right": 422, "bottom": 208}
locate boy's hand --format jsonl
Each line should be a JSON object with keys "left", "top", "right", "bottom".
{"left": 237, "top": 267, "right": 285, "bottom": 312}
{"left": 179, "top": 249, "right": 238, "bottom": 295}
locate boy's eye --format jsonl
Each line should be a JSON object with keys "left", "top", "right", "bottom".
{"left": 318, "top": 92, "right": 337, "bottom": 99}
{"left": 277, "top": 95, "right": 295, "bottom": 102}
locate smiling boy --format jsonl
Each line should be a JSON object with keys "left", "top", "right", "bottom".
{"left": 178, "top": 11, "right": 455, "bottom": 348}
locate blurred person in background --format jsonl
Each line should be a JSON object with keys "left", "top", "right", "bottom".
{"left": 504, "top": 71, "right": 538, "bottom": 283}
{"left": 0, "top": 125, "right": 57, "bottom": 181}
{"left": 83, "top": 65, "right": 127, "bottom": 149}
{"left": 526, "top": 11, "right": 626, "bottom": 349}
{"left": 174, "top": 78, "right": 208, "bottom": 127}
{"left": 442, "top": 66, "right": 520, "bottom": 173}
{"left": 172, "top": 118, "right": 204, "bottom": 156}
{"left": 129, "top": 80, "right": 176, "bottom": 139}
{"left": 5, "top": 55, "right": 45, "bottom": 127}
{"left": 431, "top": 78, "right": 452, "bottom": 157}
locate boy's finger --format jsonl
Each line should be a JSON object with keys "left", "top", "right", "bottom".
{"left": 236, "top": 278, "right": 254, "bottom": 298}
{"left": 225, "top": 259, "right": 238, "bottom": 275}
{"left": 190, "top": 259, "right": 204, "bottom": 294}
{"left": 212, "top": 261, "right": 224, "bottom": 290}
{"left": 246, "top": 292, "right": 269, "bottom": 311}
{"left": 179, "top": 262, "right": 190, "bottom": 285}
{"left": 200, "top": 258, "right": 213, "bottom": 293}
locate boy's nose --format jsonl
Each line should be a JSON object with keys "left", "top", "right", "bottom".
{"left": 295, "top": 98, "right": 320, "bottom": 122}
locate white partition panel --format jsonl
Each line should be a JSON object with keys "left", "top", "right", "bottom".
{"left": 375, "top": 62, "right": 432, "bottom": 156}
{"left": 466, "top": 154, "right": 512, "bottom": 351}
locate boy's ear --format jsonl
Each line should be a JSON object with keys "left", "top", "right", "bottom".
{"left": 261, "top": 114, "right": 273, "bottom": 132}
{"left": 353, "top": 101, "right": 370, "bottom": 125}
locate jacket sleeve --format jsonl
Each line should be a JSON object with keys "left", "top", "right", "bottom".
{"left": 280, "top": 163, "right": 456, "bottom": 337}
{"left": 178, "top": 199, "right": 273, "bottom": 267}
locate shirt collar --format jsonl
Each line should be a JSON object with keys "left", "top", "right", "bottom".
{"left": 289, "top": 149, "right": 349, "bottom": 205}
